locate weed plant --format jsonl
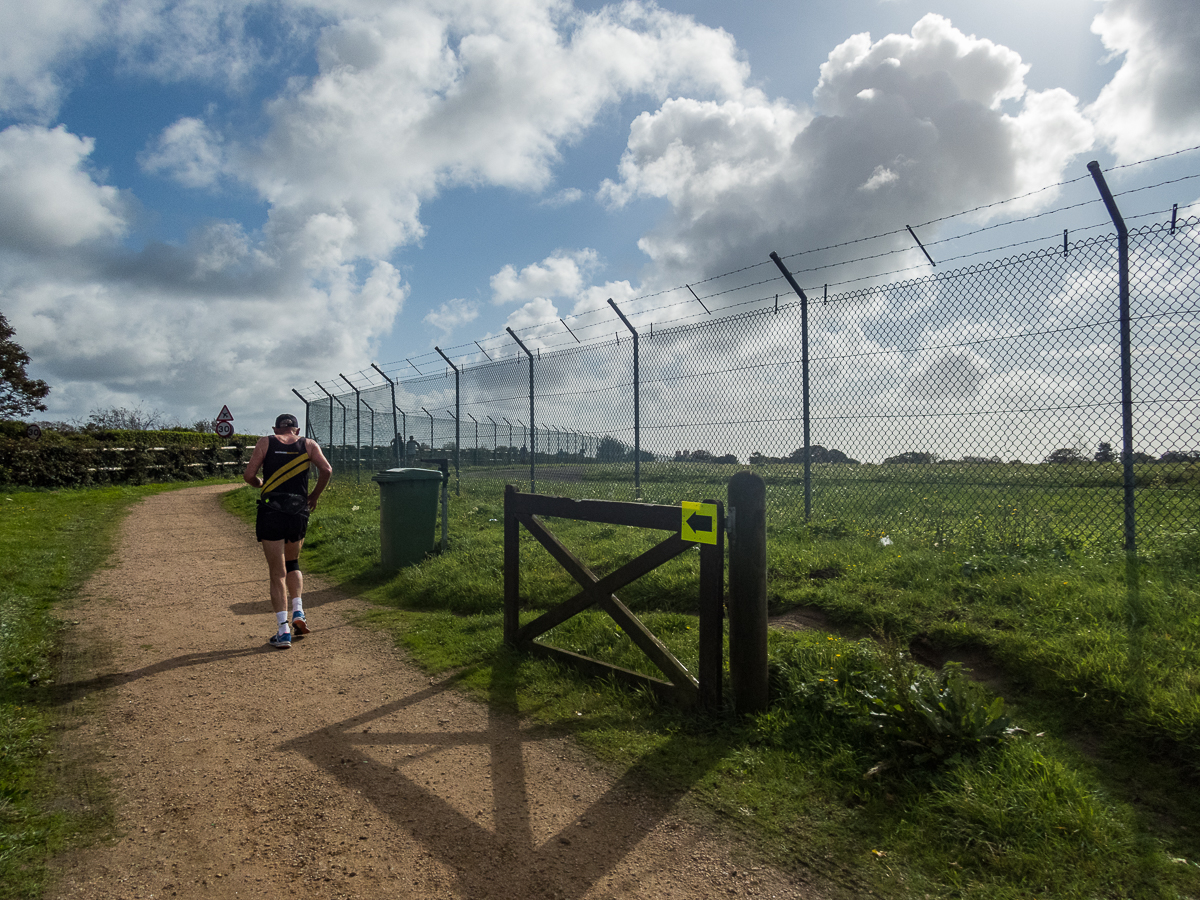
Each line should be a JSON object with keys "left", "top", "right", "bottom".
{"left": 224, "top": 476, "right": 1200, "bottom": 899}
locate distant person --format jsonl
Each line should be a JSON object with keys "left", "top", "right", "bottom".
{"left": 405, "top": 434, "right": 419, "bottom": 463}
{"left": 243, "top": 414, "right": 333, "bottom": 649}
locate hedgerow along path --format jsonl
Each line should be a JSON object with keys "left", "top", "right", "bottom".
{"left": 47, "top": 483, "right": 825, "bottom": 900}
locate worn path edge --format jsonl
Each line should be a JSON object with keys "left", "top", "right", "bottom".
{"left": 46, "top": 483, "right": 829, "bottom": 900}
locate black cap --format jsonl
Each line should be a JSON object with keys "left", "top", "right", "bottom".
{"left": 275, "top": 413, "right": 299, "bottom": 429}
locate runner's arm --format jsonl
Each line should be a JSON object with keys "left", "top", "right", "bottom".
{"left": 306, "top": 440, "right": 334, "bottom": 509}
{"left": 243, "top": 437, "right": 271, "bottom": 487}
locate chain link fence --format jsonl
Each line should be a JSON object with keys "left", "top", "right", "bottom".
{"left": 303, "top": 217, "right": 1199, "bottom": 553}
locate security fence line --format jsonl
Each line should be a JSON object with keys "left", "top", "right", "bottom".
{"left": 299, "top": 196, "right": 1199, "bottom": 555}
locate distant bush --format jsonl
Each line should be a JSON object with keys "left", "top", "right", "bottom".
{"left": 884, "top": 451, "right": 937, "bottom": 465}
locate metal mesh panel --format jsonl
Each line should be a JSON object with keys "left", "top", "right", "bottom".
{"left": 304, "top": 218, "right": 1199, "bottom": 551}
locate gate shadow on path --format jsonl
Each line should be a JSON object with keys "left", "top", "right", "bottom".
{"left": 278, "top": 661, "right": 729, "bottom": 900}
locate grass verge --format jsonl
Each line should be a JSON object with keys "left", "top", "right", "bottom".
{"left": 0, "top": 478, "right": 237, "bottom": 900}
{"left": 222, "top": 477, "right": 1200, "bottom": 899}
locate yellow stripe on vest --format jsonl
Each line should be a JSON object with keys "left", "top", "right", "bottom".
{"left": 261, "top": 452, "right": 311, "bottom": 496}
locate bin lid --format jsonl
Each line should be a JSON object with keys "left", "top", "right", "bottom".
{"left": 371, "top": 467, "right": 444, "bottom": 483}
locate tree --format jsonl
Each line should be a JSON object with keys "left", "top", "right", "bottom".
{"left": 84, "top": 405, "right": 167, "bottom": 431}
{"left": 0, "top": 312, "right": 50, "bottom": 418}
{"left": 1045, "top": 447, "right": 1085, "bottom": 464}
{"left": 596, "top": 436, "right": 627, "bottom": 462}
{"left": 1094, "top": 442, "right": 1115, "bottom": 462}
{"left": 883, "top": 451, "right": 937, "bottom": 465}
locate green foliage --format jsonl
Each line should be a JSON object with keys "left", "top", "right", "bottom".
{"left": 0, "top": 432, "right": 253, "bottom": 488}
{"left": 0, "top": 313, "right": 50, "bottom": 419}
{"left": 859, "top": 658, "right": 1015, "bottom": 766}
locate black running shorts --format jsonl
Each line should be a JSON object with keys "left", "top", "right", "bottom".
{"left": 255, "top": 505, "right": 309, "bottom": 543}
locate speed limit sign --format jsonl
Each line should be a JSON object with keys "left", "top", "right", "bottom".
{"left": 215, "top": 421, "right": 234, "bottom": 438}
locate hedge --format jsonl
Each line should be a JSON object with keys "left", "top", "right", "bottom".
{"left": 0, "top": 435, "right": 258, "bottom": 488}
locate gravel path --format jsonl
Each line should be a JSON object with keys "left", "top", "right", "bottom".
{"left": 47, "top": 483, "right": 828, "bottom": 900}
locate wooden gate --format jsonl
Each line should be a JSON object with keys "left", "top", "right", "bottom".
{"left": 503, "top": 486, "right": 724, "bottom": 708}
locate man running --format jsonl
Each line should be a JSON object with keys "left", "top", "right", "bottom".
{"left": 243, "top": 413, "right": 333, "bottom": 649}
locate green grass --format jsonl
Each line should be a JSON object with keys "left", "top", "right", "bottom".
{"left": 224, "top": 475, "right": 1200, "bottom": 899}
{"left": 0, "top": 478, "right": 236, "bottom": 900}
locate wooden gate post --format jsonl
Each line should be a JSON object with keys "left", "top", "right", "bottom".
{"left": 728, "top": 471, "right": 768, "bottom": 713}
{"left": 504, "top": 485, "right": 520, "bottom": 646}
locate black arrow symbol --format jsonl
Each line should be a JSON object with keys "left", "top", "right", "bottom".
{"left": 686, "top": 511, "right": 713, "bottom": 534}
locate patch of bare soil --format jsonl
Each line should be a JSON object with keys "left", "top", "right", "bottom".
{"left": 48, "top": 484, "right": 830, "bottom": 900}
{"left": 768, "top": 605, "right": 1011, "bottom": 695}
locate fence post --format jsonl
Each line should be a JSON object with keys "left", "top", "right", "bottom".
{"left": 728, "top": 471, "right": 768, "bottom": 714}
{"left": 315, "top": 382, "right": 344, "bottom": 471}
{"left": 1087, "top": 161, "right": 1136, "bottom": 555}
{"left": 507, "top": 328, "right": 537, "bottom": 493}
{"left": 361, "top": 399, "right": 377, "bottom": 471}
{"left": 339, "top": 374, "right": 361, "bottom": 483}
{"left": 421, "top": 407, "right": 434, "bottom": 455}
{"left": 435, "top": 347, "right": 461, "bottom": 495}
{"left": 608, "top": 298, "right": 641, "bottom": 498}
{"left": 699, "top": 498, "right": 725, "bottom": 710}
{"left": 370, "top": 363, "right": 399, "bottom": 467}
{"left": 290, "top": 389, "right": 310, "bottom": 438}
{"left": 770, "top": 252, "right": 811, "bottom": 521}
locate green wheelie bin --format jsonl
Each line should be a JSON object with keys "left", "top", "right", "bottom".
{"left": 371, "top": 467, "right": 443, "bottom": 570}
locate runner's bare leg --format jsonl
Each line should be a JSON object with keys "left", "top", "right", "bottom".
{"left": 285, "top": 539, "right": 303, "bottom": 600}
{"left": 261, "top": 540, "right": 288, "bottom": 616}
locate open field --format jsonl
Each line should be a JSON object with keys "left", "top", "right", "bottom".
{"left": 221, "top": 470, "right": 1200, "bottom": 899}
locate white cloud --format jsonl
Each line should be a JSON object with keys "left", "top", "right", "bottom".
{"left": 140, "top": 117, "right": 225, "bottom": 188}
{"left": 0, "top": 125, "right": 127, "bottom": 250}
{"left": 0, "top": 0, "right": 105, "bottom": 120}
{"left": 1088, "top": 0, "right": 1200, "bottom": 161}
{"left": 424, "top": 297, "right": 480, "bottom": 336}
{"left": 602, "top": 14, "right": 1094, "bottom": 282}
{"left": 232, "top": 0, "right": 750, "bottom": 267}
{"left": 506, "top": 297, "right": 561, "bottom": 336}
{"left": 540, "top": 187, "right": 584, "bottom": 207}
{"left": 490, "top": 249, "right": 599, "bottom": 304}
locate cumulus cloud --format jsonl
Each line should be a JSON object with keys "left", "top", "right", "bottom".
{"left": 424, "top": 297, "right": 481, "bottom": 336}
{"left": 1088, "top": 0, "right": 1200, "bottom": 161}
{"left": 0, "top": 0, "right": 105, "bottom": 120}
{"left": 140, "top": 117, "right": 225, "bottom": 188}
{"left": 0, "top": 125, "right": 128, "bottom": 250}
{"left": 234, "top": 0, "right": 749, "bottom": 266}
{"left": 490, "top": 249, "right": 599, "bottom": 304}
{"left": 603, "top": 14, "right": 1094, "bottom": 282}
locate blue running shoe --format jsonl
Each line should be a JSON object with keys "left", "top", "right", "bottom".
{"left": 291, "top": 611, "right": 310, "bottom": 636}
{"left": 269, "top": 631, "right": 292, "bottom": 649}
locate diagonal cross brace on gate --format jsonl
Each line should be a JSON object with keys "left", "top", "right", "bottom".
{"left": 504, "top": 486, "right": 725, "bottom": 709}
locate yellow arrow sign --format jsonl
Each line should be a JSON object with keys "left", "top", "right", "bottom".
{"left": 681, "top": 501, "right": 719, "bottom": 545}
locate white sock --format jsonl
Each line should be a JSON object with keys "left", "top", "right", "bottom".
{"left": 291, "top": 597, "right": 303, "bottom": 614}
{"left": 276, "top": 610, "right": 289, "bottom": 631}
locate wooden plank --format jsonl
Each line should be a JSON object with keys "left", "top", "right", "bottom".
{"left": 517, "top": 532, "right": 696, "bottom": 643}
{"left": 519, "top": 512, "right": 698, "bottom": 696}
{"left": 508, "top": 492, "right": 679, "bottom": 531}
{"left": 594, "top": 593, "right": 699, "bottom": 696}
{"left": 523, "top": 642, "right": 692, "bottom": 708}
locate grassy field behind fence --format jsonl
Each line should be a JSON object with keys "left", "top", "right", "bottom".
{"left": 223, "top": 469, "right": 1200, "bottom": 900}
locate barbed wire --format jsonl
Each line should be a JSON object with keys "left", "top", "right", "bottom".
{"left": 316, "top": 153, "right": 1200, "bottom": 396}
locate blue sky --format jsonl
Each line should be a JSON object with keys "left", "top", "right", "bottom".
{"left": 1, "top": 0, "right": 1198, "bottom": 434}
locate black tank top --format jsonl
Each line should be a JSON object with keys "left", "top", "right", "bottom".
{"left": 260, "top": 436, "right": 310, "bottom": 498}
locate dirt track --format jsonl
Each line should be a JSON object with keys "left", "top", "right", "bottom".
{"left": 47, "top": 484, "right": 827, "bottom": 900}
